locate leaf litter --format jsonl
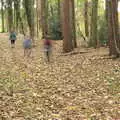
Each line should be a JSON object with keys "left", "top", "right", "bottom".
{"left": 0, "top": 33, "right": 120, "bottom": 120}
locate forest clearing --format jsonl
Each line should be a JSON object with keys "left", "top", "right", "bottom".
{"left": 0, "top": 33, "right": 120, "bottom": 120}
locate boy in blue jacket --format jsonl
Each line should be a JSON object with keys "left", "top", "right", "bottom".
{"left": 23, "top": 35, "right": 32, "bottom": 57}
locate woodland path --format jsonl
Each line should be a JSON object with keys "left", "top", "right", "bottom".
{"left": 0, "top": 33, "right": 120, "bottom": 120}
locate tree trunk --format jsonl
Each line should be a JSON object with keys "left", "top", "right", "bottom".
{"left": 89, "top": 0, "right": 98, "bottom": 48}
{"left": 40, "top": 0, "right": 48, "bottom": 37}
{"left": 1, "top": 0, "right": 5, "bottom": 32}
{"left": 71, "top": 0, "right": 77, "bottom": 48}
{"left": 58, "top": 0, "right": 63, "bottom": 39}
{"left": 105, "top": 0, "right": 109, "bottom": 46}
{"left": 107, "top": 0, "right": 120, "bottom": 57}
{"left": 36, "top": 0, "right": 39, "bottom": 37}
{"left": 84, "top": 0, "right": 89, "bottom": 37}
{"left": 24, "top": 0, "right": 35, "bottom": 45}
{"left": 62, "top": 0, "right": 73, "bottom": 52}
{"left": 14, "top": 0, "right": 22, "bottom": 33}
{"left": 7, "top": 0, "right": 13, "bottom": 32}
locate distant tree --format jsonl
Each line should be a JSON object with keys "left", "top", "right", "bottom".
{"left": 84, "top": 0, "right": 89, "bottom": 38}
{"left": 36, "top": 0, "right": 40, "bottom": 37}
{"left": 89, "top": 0, "right": 98, "bottom": 48}
{"left": 24, "top": 0, "right": 35, "bottom": 45}
{"left": 13, "top": 0, "right": 25, "bottom": 34}
{"left": 40, "top": 0, "right": 48, "bottom": 37}
{"left": 7, "top": 0, "right": 13, "bottom": 32}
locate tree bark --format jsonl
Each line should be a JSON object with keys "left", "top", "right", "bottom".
{"left": 84, "top": 0, "right": 89, "bottom": 37}
{"left": 62, "top": 0, "right": 73, "bottom": 52}
{"left": 40, "top": 0, "right": 48, "bottom": 37}
{"left": 1, "top": 0, "right": 5, "bottom": 32}
{"left": 89, "top": 0, "right": 98, "bottom": 48}
{"left": 71, "top": 0, "right": 77, "bottom": 48}
{"left": 24, "top": 0, "right": 35, "bottom": 44}
{"left": 7, "top": 0, "right": 13, "bottom": 32}
{"left": 107, "top": 0, "right": 120, "bottom": 57}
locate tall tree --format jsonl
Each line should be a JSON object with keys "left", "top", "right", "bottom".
{"left": 40, "top": 0, "right": 48, "bottom": 37}
{"left": 62, "top": 0, "right": 73, "bottom": 52}
{"left": 24, "top": 0, "right": 35, "bottom": 44}
{"left": 84, "top": 0, "right": 89, "bottom": 38}
{"left": 13, "top": 0, "right": 25, "bottom": 34}
{"left": 7, "top": 0, "right": 13, "bottom": 32}
{"left": 89, "top": 0, "right": 98, "bottom": 48}
{"left": 107, "top": 0, "right": 120, "bottom": 57}
{"left": 36, "top": 0, "right": 40, "bottom": 37}
{"left": 1, "top": 0, "right": 5, "bottom": 32}
{"left": 70, "top": 0, "right": 77, "bottom": 48}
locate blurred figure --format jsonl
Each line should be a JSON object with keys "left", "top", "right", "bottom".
{"left": 23, "top": 35, "right": 32, "bottom": 57}
{"left": 43, "top": 35, "right": 52, "bottom": 62}
{"left": 9, "top": 29, "right": 17, "bottom": 48}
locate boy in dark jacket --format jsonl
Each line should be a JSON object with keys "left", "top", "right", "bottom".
{"left": 9, "top": 30, "right": 17, "bottom": 48}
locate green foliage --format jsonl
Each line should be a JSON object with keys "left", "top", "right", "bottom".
{"left": 49, "top": 17, "right": 62, "bottom": 40}
{"left": 47, "top": 0, "right": 63, "bottom": 40}
{"left": 98, "top": 16, "right": 108, "bottom": 46}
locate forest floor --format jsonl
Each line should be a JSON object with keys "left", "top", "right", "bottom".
{"left": 0, "top": 33, "right": 120, "bottom": 120}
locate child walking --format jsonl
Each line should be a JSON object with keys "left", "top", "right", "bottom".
{"left": 23, "top": 35, "right": 32, "bottom": 57}
{"left": 43, "top": 36, "right": 52, "bottom": 62}
{"left": 9, "top": 29, "right": 17, "bottom": 48}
